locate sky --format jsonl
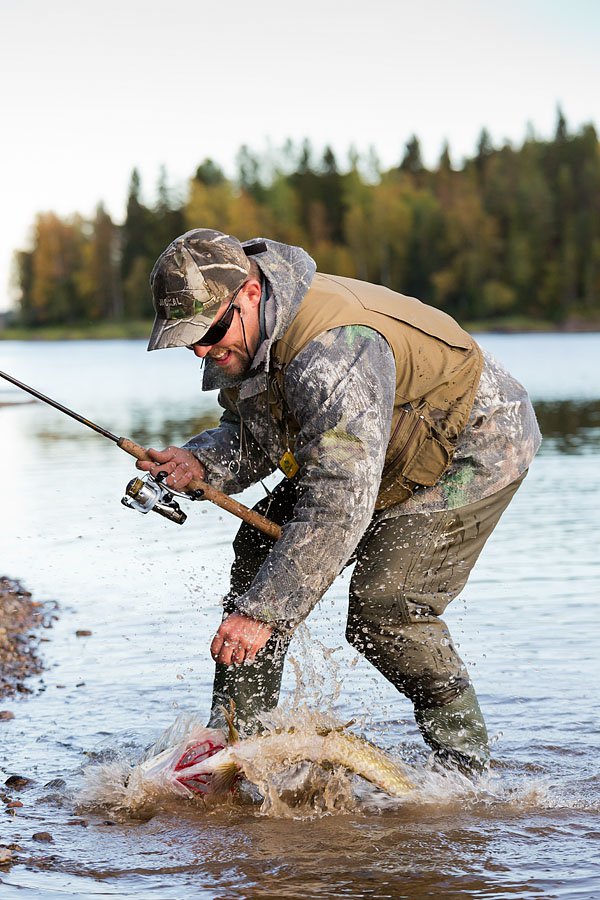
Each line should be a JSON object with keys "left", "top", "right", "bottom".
{"left": 0, "top": 0, "right": 599, "bottom": 313}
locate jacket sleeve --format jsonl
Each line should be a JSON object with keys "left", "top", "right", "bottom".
{"left": 183, "top": 390, "right": 277, "bottom": 494}
{"left": 234, "top": 325, "right": 396, "bottom": 631}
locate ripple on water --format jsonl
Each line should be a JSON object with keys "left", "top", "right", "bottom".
{"left": 2, "top": 336, "right": 600, "bottom": 897}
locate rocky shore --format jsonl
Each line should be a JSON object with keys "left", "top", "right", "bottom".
{"left": 0, "top": 579, "right": 60, "bottom": 870}
{"left": 0, "top": 576, "right": 58, "bottom": 704}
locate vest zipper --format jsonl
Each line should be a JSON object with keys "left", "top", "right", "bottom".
{"left": 384, "top": 413, "right": 425, "bottom": 473}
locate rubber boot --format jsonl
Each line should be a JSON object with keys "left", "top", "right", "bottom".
{"left": 207, "top": 632, "right": 289, "bottom": 733}
{"left": 414, "top": 685, "right": 490, "bottom": 776}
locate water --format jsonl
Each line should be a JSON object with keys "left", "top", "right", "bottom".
{"left": 0, "top": 334, "right": 599, "bottom": 899}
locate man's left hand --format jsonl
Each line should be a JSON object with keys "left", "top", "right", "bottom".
{"left": 210, "top": 613, "right": 273, "bottom": 666}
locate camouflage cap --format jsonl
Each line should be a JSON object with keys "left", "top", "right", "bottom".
{"left": 147, "top": 229, "right": 251, "bottom": 351}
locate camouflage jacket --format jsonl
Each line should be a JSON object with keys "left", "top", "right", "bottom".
{"left": 184, "top": 240, "right": 541, "bottom": 631}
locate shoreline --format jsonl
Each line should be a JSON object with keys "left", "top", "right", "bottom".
{"left": 0, "top": 577, "right": 58, "bottom": 705}
{"left": 0, "top": 319, "right": 154, "bottom": 342}
{"left": 1, "top": 316, "right": 600, "bottom": 341}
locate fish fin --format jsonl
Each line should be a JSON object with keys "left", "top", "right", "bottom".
{"left": 212, "top": 761, "right": 240, "bottom": 793}
{"left": 315, "top": 720, "right": 356, "bottom": 737}
{"left": 315, "top": 726, "right": 332, "bottom": 737}
{"left": 338, "top": 719, "right": 356, "bottom": 731}
{"left": 220, "top": 700, "right": 240, "bottom": 744}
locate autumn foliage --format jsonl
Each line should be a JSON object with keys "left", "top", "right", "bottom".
{"left": 14, "top": 113, "right": 600, "bottom": 328}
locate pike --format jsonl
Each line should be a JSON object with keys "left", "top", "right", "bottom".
{"left": 0, "top": 369, "right": 281, "bottom": 539}
{"left": 132, "top": 705, "right": 416, "bottom": 802}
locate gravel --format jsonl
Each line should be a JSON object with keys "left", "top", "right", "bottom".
{"left": 0, "top": 576, "right": 58, "bottom": 700}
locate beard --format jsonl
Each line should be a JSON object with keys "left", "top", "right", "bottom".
{"left": 202, "top": 348, "right": 253, "bottom": 388}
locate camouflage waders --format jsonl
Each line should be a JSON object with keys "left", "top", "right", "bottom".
{"left": 208, "top": 472, "right": 526, "bottom": 773}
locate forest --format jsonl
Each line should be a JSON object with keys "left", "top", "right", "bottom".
{"left": 11, "top": 111, "right": 600, "bottom": 330}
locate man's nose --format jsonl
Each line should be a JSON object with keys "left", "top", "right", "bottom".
{"left": 193, "top": 344, "right": 211, "bottom": 358}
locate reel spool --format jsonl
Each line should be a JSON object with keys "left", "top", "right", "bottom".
{"left": 121, "top": 471, "right": 200, "bottom": 525}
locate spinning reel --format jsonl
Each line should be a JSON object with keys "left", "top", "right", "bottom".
{"left": 121, "top": 471, "right": 203, "bottom": 525}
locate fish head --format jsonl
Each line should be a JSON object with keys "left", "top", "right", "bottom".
{"left": 173, "top": 737, "right": 228, "bottom": 795}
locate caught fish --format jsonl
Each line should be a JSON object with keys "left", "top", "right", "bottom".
{"left": 131, "top": 705, "right": 415, "bottom": 803}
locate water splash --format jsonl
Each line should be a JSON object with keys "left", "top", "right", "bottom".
{"left": 76, "top": 705, "right": 416, "bottom": 817}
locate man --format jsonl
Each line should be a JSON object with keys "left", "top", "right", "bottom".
{"left": 138, "top": 228, "right": 541, "bottom": 775}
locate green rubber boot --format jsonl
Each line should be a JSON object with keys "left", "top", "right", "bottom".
{"left": 207, "top": 633, "right": 289, "bottom": 733}
{"left": 414, "top": 685, "right": 490, "bottom": 776}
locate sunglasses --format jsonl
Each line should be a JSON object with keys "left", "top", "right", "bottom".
{"left": 190, "top": 284, "right": 244, "bottom": 348}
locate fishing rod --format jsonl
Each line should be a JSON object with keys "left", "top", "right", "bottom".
{"left": 0, "top": 370, "right": 282, "bottom": 540}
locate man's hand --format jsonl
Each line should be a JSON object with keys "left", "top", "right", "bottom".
{"left": 211, "top": 613, "right": 273, "bottom": 666}
{"left": 135, "top": 446, "right": 205, "bottom": 491}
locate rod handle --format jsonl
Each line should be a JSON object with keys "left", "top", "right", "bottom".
{"left": 117, "top": 437, "right": 282, "bottom": 541}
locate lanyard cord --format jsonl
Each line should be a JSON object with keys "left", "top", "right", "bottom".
{"left": 235, "top": 305, "right": 252, "bottom": 360}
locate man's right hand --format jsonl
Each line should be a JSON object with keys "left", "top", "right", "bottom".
{"left": 136, "top": 446, "right": 205, "bottom": 491}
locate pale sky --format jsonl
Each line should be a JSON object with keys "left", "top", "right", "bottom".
{"left": 0, "top": 0, "right": 598, "bottom": 313}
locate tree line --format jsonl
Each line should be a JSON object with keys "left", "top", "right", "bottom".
{"left": 13, "top": 111, "right": 600, "bottom": 328}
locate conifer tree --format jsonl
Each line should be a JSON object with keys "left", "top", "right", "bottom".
{"left": 11, "top": 120, "right": 600, "bottom": 329}
{"left": 121, "top": 168, "right": 153, "bottom": 319}
{"left": 76, "top": 204, "right": 122, "bottom": 321}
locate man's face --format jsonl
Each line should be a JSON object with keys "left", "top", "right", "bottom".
{"left": 191, "top": 281, "right": 261, "bottom": 377}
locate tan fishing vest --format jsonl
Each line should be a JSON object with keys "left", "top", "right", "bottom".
{"left": 271, "top": 273, "right": 483, "bottom": 508}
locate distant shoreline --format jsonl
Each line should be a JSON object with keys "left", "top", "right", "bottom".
{"left": 1, "top": 316, "right": 599, "bottom": 341}
{"left": 0, "top": 320, "right": 154, "bottom": 341}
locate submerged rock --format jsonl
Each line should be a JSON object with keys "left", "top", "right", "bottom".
{"left": 5, "top": 775, "right": 33, "bottom": 790}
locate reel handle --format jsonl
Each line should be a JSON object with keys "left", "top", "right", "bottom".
{"left": 117, "top": 437, "right": 282, "bottom": 541}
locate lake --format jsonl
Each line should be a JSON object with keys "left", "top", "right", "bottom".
{"left": 1, "top": 334, "right": 599, "bottom": 899}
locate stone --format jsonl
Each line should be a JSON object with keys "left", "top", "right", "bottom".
{"left": 5, "top": 775, "right": 32, "bottom": 790}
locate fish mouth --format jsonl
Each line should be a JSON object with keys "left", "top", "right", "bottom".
{"left": 174, "top": 738, "right": 227, "bottom": 795}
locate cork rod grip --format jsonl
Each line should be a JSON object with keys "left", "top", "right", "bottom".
{"left": 117, "top": 437, "right": 282, "bottom": 541}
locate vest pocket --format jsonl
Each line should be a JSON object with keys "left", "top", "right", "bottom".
{"left": 376, "top": 407, "right": 452, "bottom": 509}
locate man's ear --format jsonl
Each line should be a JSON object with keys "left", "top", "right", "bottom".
{"left": 241, "top": 277, "right": 262, "bottom": 309}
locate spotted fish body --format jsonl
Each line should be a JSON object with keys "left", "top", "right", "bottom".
{"left": 218, "top": 728, "right": 415, "bottom": 799}
{"left": 137, "top": 721, "right": 415, "bottom": 800}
